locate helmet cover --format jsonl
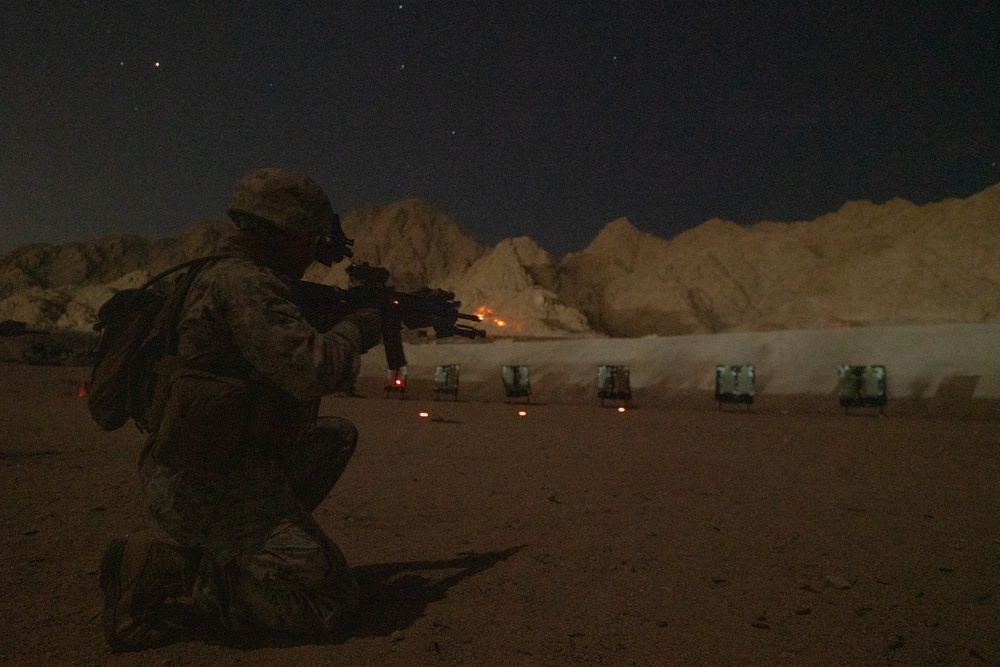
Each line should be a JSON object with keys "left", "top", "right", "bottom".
{"left": 227, "top": 167, "right": 334, "bottom": 240}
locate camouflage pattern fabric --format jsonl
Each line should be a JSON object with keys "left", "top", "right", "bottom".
{"left": 137, "top": 237, "right": 364, "bottom": 636}
{"left": 173, "top": 239, "right": 363, "bottom": 400}
{"left": 140, "top": 417, "right": 360, "bottom": 635}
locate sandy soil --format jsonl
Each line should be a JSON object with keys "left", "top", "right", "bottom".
{"left": 1, "top": 363, "right": 998, "bottom": 666}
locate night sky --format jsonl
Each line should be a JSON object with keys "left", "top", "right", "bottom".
{"left": 3, "top": 1, "right": 998, "bottom": 257}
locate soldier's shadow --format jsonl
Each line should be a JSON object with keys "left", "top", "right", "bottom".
{"left": 349, "top": 544, "right": 524, "bottom": 638}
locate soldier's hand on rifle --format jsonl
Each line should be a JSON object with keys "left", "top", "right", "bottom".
{"left": 343, "top": 307, "right": 382, "bottom": 351}
{"left": 397, "top": 288, "right": 446, "bottom": 329}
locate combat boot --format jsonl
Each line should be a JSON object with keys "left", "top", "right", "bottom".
{"left": 99, "top": 535, "right": 201, "bottom": 651}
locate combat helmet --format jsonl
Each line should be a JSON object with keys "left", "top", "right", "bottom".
{"left": 227, "top": 167, "right": 337, "bottom": 240}
{"left": 227, "top": 167, "right": 353, "bottom": 264}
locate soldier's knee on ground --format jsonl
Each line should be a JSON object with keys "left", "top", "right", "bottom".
{"left": 314, "top": 416, "right": 358, "bottom": 453}
{"left": 228, "top": 520, "right": 358, "bottom": 635}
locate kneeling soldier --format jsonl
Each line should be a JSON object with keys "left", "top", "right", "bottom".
{"left": 100, "top": 168, "right": 381, "bottom": 649}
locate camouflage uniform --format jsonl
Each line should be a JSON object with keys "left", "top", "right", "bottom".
{"left": 137, "top": 236, "right": 363, "bottom": 637}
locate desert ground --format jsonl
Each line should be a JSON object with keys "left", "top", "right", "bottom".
{"left": 1, "top": 328, "right": 999, "bottom": 666}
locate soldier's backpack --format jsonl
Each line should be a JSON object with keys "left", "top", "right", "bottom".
{"left": 87, "top": 255, "right": 236, "bottom": 432}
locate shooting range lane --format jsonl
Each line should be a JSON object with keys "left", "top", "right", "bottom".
{"left": 1, "top": 357, "right": 998, "bottom": 665}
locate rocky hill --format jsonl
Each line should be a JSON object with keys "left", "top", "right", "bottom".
{"left": 442, "top": 237, "right": 591, "bottom": 338}
{"left": 1, "top": 184, "right": 998, "bottom": 339}
{"left": 0, "top": 220, "right": 232, "bottom": 333}
{"left": 560, "top": 183, "right": 1000, "bottom": 335}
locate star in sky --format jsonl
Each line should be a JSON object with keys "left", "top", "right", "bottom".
{"left": 0, "top": 2, "right": 997, "bottom": 256}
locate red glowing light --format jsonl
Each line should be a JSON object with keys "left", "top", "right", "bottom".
{"left": 395, "top": 379, "right": 402, "bottom": 386}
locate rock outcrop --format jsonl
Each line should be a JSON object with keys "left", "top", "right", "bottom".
{"left": 558, "top": 183, "right": 1000, "bottom": 335}
{"left": 0, "top": 219, "right": 230, "bottom": 331}
{"left": 443, "top": 237, "right": 590, "bottom": 338}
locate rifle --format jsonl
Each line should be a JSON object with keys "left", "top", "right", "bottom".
{"left": 292, "top": 262, "right": 485, "bottom": 370}
{"left": 0, "top": 320, "right": 48, "bottom": 337}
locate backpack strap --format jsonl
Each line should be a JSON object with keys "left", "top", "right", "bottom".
{"left": 136, "top": 254, "right": 244, "bottom": 292}
{"left": 93, "top": 254, "right": 243, "bottom": 334}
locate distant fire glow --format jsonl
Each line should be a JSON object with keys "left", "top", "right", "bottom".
{"left": 419, "top": 412, "right": 429, "bottom": 418}
{"left": 517, "top": 410, "right": 527, "bottom": 416}
{"left": 395, "top": 379, "right": 402, "bottom": 386}
{"left": 618, "top": 406, "right": 626, "bottom": 413}
{"left": 474, "top": 306, "right": 506, "bottom": 327}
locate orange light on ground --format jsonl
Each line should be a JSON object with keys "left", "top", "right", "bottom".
{"left": 618, "top": 406, "right": 626, "bottom": 413}
{"left": 77, "top": 381, "right": 89, "bottom": 399}
{"left": 419, "top": 412, "right": 429, "bottom": 418}
{"left": 517, "top": 410, "right": 527, "bottom": 417}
